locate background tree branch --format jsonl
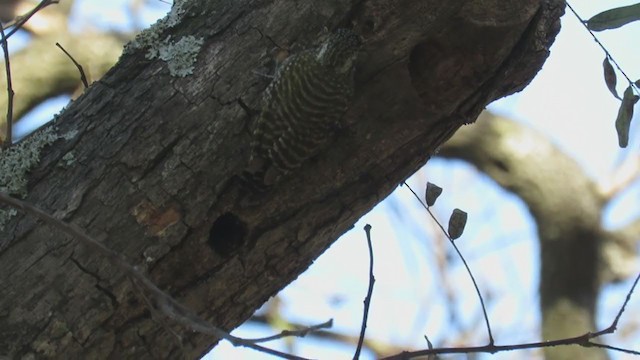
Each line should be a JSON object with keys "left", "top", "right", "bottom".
{"left": 438, "top": 111, "right": 639, "bottom": 359}
{"left": 0, "top": 33, "right": 122, "bottom": 137}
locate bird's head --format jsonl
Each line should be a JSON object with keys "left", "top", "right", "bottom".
{"left": 316, "top": 28, "right": 362, "bottom": 74}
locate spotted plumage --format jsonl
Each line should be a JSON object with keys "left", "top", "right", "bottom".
{"left": 244, "top": 29, "right": 361, "bottom": 189}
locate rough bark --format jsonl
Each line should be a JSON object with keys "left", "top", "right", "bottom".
{"left": 438, "top": 112, "right": 619, "bottom": 359}
{"left": 0, "top": 0, "right": 563, "bottom": 358}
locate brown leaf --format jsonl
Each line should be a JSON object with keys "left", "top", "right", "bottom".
{"left": 603, "top": 57, "right": 620, "bottom": 100}
{"left": 448, "top": 208, "right": 467, "bottom": 240}
{"left": 615, "top": 85, "right": 639, "bottom": 148}
{"left": 425, "top": 182, "right": 442, "bottom": 207}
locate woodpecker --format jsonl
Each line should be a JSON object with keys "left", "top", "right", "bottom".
{"left": 244, "top": 28, "right": 361, "bottom": 189}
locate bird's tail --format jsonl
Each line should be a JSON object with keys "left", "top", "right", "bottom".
{"left": 237, "top": 171, "right": 269, "bottom": 194}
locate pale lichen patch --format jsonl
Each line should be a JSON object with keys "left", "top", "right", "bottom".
{"left": 61, "top": 129, "right": 78, "bottom": 140}
{"left": 124, "top": 0, "right": 186, "bottom": 55}
{"left": 0, "top": 126, "right": 58, "bottom": 196}
{"left": 124, "top": 1, "right": 201, "bottom": 77}
{"left": 60, "top": 152, "right": 76, "bottom": 167}
{"left": 157, "top": 35, "right": 204, "bottom": 77}
{"left": 0, "top": 208, "right": 17, "bottom": 230}
{"left": 0, "top": 126, "right": 59, "bottom": 228}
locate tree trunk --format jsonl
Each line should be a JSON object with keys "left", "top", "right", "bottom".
{"left": 0, "top": 0, "right": 563, "bottom": 358}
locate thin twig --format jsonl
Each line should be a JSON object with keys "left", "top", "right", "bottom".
{"left": 0, "top": 23, "right": 13, "bottom": 147}
{"left": 0, "top": 0, "right": 60, "bottom": 147}
{"left": 598, "top": 155, "right": 640, "bottom": 201}
{"left": 381, "top": 329, "right": 640, "bottom": 359}
{"left": 2, "top": 0, "right": 59, "bottom": 40}
{"left": 55, "top": 42, "right": 89, "bottom": 89}
{"left": 0, "top": 192, "right": 311, "bottom": 360}
{"left": 594, "top": 271, "right": 640, "bottom": 336}
{"left": 248, "top": 314, "right": 398, "bottom": 357}
{"left": 381, "top": 303, "right": 640, "bottom": 360}
{"left": 565, "top": 1, "right": 637, "bottom": 91}
{"left": 394, "top": 181, "right": 640, "bottom": 359}
{"left": 243, "top": 319, "right": 333, "bottom": 343}
{"left": 354, "top": 224, "right": 376, "bottom": 360}
{"left": 404, "top": 182, "right": 494, "bottom": 345}
{"left": 587, "top": 341, "right": 640, "bottom": 356}
{"left": 387, "top": 269, "right": 638, "bottom": 358}
{"left": 130, "top": 277, "right": 187, "bottom": 357}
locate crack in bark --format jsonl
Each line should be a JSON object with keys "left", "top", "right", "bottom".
{"left": 69, "top": 256, "right": 119, "bottom": 308}
{"left": 20, "top": 240, "right": 72, "bottom": 274}
{"left": 134, "top": 136, "right": 183, "bottom": 182}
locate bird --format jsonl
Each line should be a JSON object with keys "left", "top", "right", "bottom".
{"left": 243, "top": 28, "right": 361, "bottom": 190}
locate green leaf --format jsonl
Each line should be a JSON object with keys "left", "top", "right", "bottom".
{"left": 587, "top": 3, "right": 640, "bottom": 31}
{"left": 615, "top": 86, "right": 639, "bottom": 148}
{"left": 424, "top": 182, "right": 442, "bottom": 207}
{"left": 447, "top": 208, "right": 467, "bottom": 240}
{"left": 603, "top": 57, "right": 620, "bottom": 100}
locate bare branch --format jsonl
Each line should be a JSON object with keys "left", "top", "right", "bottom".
{"left": 55, "top": 42, "right": 89, "bottom": 89}
{"left": 249, "top": 314, "right": 407, "bottom": 357}
{"left": 130, "top": 278, "right": 187, "bottom": 357}
{"left": 403, "top": 181, "right": 494, "bottom": 345}
{"left": 615, "top": 217, "right": 640, "bottom": 241}
{"left": 242, "top": 319, "right": 333, "bottom": 344}
{"left": 0, "top": 22, "right": 13, "bottom": 147}
{"left": 2, "top": 0, "right": 59, "bottom": 40}
{"left": 599, "top": 155, "right": 640, "bottom": 201}
{"left": 380, "top": 269, "right": 640, "bottom": 358}
{"left": 354, "top": 224, "right": 376, "bottom": 360}
{"left": 596, "top": 271, "right": 640, "bottom": 337}
{"left": 565, "top": 1, "right": 637, "bottom": 90}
